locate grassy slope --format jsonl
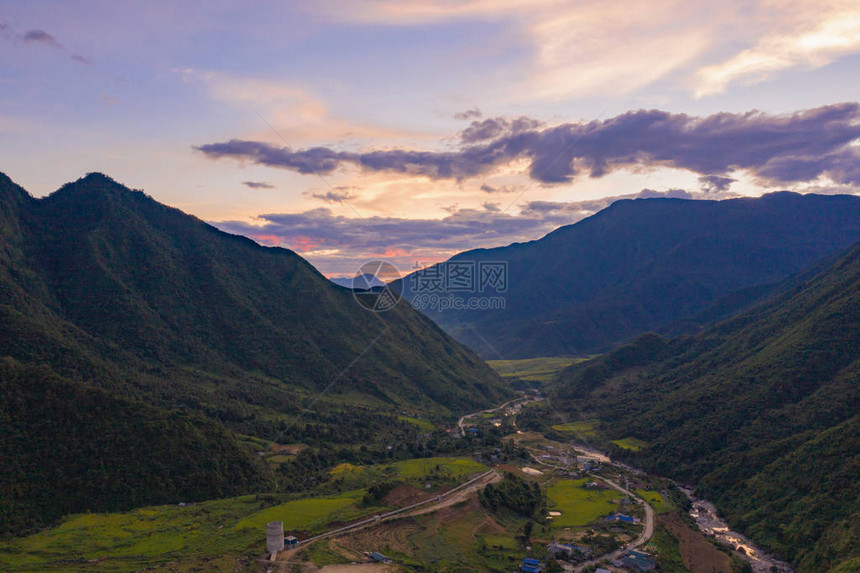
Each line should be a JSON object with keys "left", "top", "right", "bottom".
{"left": 0, "top": 490, "right": 382, "bottom": 573}
{"left": 0, "top": 456, "right": 490, "bottom": 573}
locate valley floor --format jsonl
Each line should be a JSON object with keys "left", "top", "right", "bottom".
{"left": 0, "top": 395, "right": 793, "bottom": 573}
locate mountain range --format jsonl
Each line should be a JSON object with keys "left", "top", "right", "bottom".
{"left": 0, "top": 172, "right": 509, "bottom": 534}
{"left": 400, "top": 192, "right": 860, "bottom": 359}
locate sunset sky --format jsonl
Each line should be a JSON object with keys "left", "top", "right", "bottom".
{"left": 3, "top": 1, "right": 860, "bottom": 276}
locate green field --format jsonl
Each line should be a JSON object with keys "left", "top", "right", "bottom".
{"left": 551, "top": 419, "right": 602, "bottom": 439}
{"left": 611, "top": 437, "right": 650, "bottom": 451}
{"left": 328, "top": 456, "right": 487, "bottom": 487}
{"left": 634, "top": 490, "right": 673, "bottom": 514}
{"left": 546, "top": 479, "right": 619, "bottom": 527}
{"left": 397, "top": 415, "right": 436, "bottom": 431}
{"left": 488, "top": 357, "right": 582, "bottom": 383}
{"left": 0, "top": 488, "right": 383, "bottom": 573}
{"left": 392, "top": 457, "right": 487, "bottom": 479}
{"left": 234, "top": 491, "right": 369, "bottom": 531}
{"left": 0, "top": 456, "right": 489, "bottom": 572}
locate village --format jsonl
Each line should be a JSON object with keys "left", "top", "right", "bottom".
{"left": 258, "top": 397, "right": 665, "bottom": 573}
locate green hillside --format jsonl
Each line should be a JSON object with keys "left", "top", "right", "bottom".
{"left": 550, "top": 244, "right": 860, "bottom": 572}
{"left": 0, "top": 358, "right": 270, "bottom": 537}
{"left": 0, "top": 172, "right": 509, "bottom": 534}
{"left": 0, "top": 173, "right": 507, "bottom": 425}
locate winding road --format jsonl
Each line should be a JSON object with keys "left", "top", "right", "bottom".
{"left": 457, "top": 394, "right": 539, "bottom": 436}
{"left": 521, "top": 417, "right": 657, "bottom": 569}
{"left": 272, "top": 395, "right": 655, "bottom": 570}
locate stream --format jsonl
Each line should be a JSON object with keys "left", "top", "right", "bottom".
{"left": 680, "top": 488, "right": 795, "bottom": 573}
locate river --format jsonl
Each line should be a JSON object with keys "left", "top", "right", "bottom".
{"left": 680, "top": 488, "right": 795, "bottom": 573}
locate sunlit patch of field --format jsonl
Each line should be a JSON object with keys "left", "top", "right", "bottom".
{"left": 546, "top": 479, "right": 618, "bottom": 527}
{"left": 611, "top": 437, "right": 649, "bottom": 451}
{"left": 551, "top": 419, "right": 602, "bottom": 439}
{"left": 487, "top": 357, "right": 583, "bottom": 383}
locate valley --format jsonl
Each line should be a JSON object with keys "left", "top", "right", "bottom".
{"left": 0, "top": 391, "right": 776, "bottom": 573}
{"left": 1, "top": 174, "right": 857, "bottom": 572}
{"left": 5, "top": 4, "right": 860, "bottom": 572}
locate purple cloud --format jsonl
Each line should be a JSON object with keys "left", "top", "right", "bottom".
{"left": 637, "top": 188, "right": 694, "bottom": 199}
{"left": 699, "top": 174, "right": 736, "bottom": 193}
{"left": 3, "top": 25, "right": 92, "bottom": 65}
{"left": 210, "top": 188, "right": 701, "bottom": 275}
{"left": 307, "top": 186, "right": 357, "bottom": 203}
{"left": 23, "top": 29, "right": 62, "bottom": 48}
{"left": 454, "top": 107, "right": 483, "bottom": 120}
{"left": 197, "top": 103, "right": 860, "bottom": 187}
{"left": 460, "top": 116, "right": 544, "bottom": 144}
{"left": 242, "top": 181, "right": 275, "bottom": 189}
{"left": 480, "top": 183, "right": 520, "bottom": 194}
{"left": 70, "top": 53, "right": 92, "bottom": 65}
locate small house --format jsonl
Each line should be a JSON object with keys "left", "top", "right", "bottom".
{"left": 520, "top": 557, "right": 544, "bottom": 572}
{"left": 621, "top": 550, "right": 655, "bottom": 572}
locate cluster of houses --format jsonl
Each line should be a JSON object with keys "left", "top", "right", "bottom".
{"left": 515, "top": 544, "right": 655, "bottom": 573}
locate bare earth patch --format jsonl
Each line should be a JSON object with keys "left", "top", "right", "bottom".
{"left": 659, "top": 513, "right": 733, "bottom": 573}
{"left": 333, "top": 519, "right": 421, "bottom": 557}
{"left": 384, "top": 484, "right": 433, "bottom": 508}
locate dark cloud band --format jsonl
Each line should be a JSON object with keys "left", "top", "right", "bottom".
{"left": 210, "top": 188, "right": 712, "bottom": 276}
{"left": 196, "top": 103, "right": 860, "bottom": 186}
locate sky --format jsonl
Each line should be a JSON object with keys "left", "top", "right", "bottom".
{"left": 2, "top": 0, "right": 860, "bottom": 277}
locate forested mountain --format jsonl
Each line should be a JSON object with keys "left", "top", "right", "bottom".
{"left": 550, "top": 243, "right": 860, "bottom": 572}
{"left": 0, "top": 172, "right": 506, "bottom": 422}
{"left": 0, "top": 172, "right": 509, "bottom": 534}
{"left": 400, "top": 192, "right": 860, "bottom": 358}
{"left": 0, "top": 357, "right": 269, "bottom": 536}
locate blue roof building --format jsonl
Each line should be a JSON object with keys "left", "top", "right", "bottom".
{"left": 520, "top": 557, "right": 544, "bottom": 572}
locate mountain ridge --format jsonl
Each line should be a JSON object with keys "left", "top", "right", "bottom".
{"left": 0, "top": 172, "right": 510, "bottom": 534}
{"left": 400, "top": 192, "right": 860, "bottom": 358}
{"left": 0, "top": 172, "right": 508, "bottom": 420}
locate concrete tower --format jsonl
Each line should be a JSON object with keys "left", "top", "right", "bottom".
{"left": 266, "top": 521, "right": 285, "bottom": 554}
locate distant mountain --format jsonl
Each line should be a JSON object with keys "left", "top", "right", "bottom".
{"left": 330, "top": 273, "right": 387, "bottom": 289}
{"left": 0, "top": 172, "right": 509, "bottom": 533}
{"left": 551, "top": 243, "right": 860, "bottom": 572}
{"left": 399, "top": 193, "right": 860, "bottom": 358}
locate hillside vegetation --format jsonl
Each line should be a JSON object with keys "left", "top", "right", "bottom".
{"left": 0, "top": 172, "right": 509, "bottom": 534}
{"left": 401, "top": 192, "right": 860, "bottom": 358}
{"left": 0, "top": 358, "right": 270, "bottom": 537}
{"left": 550, "top": 244, "right": 860, "bottom": 572}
